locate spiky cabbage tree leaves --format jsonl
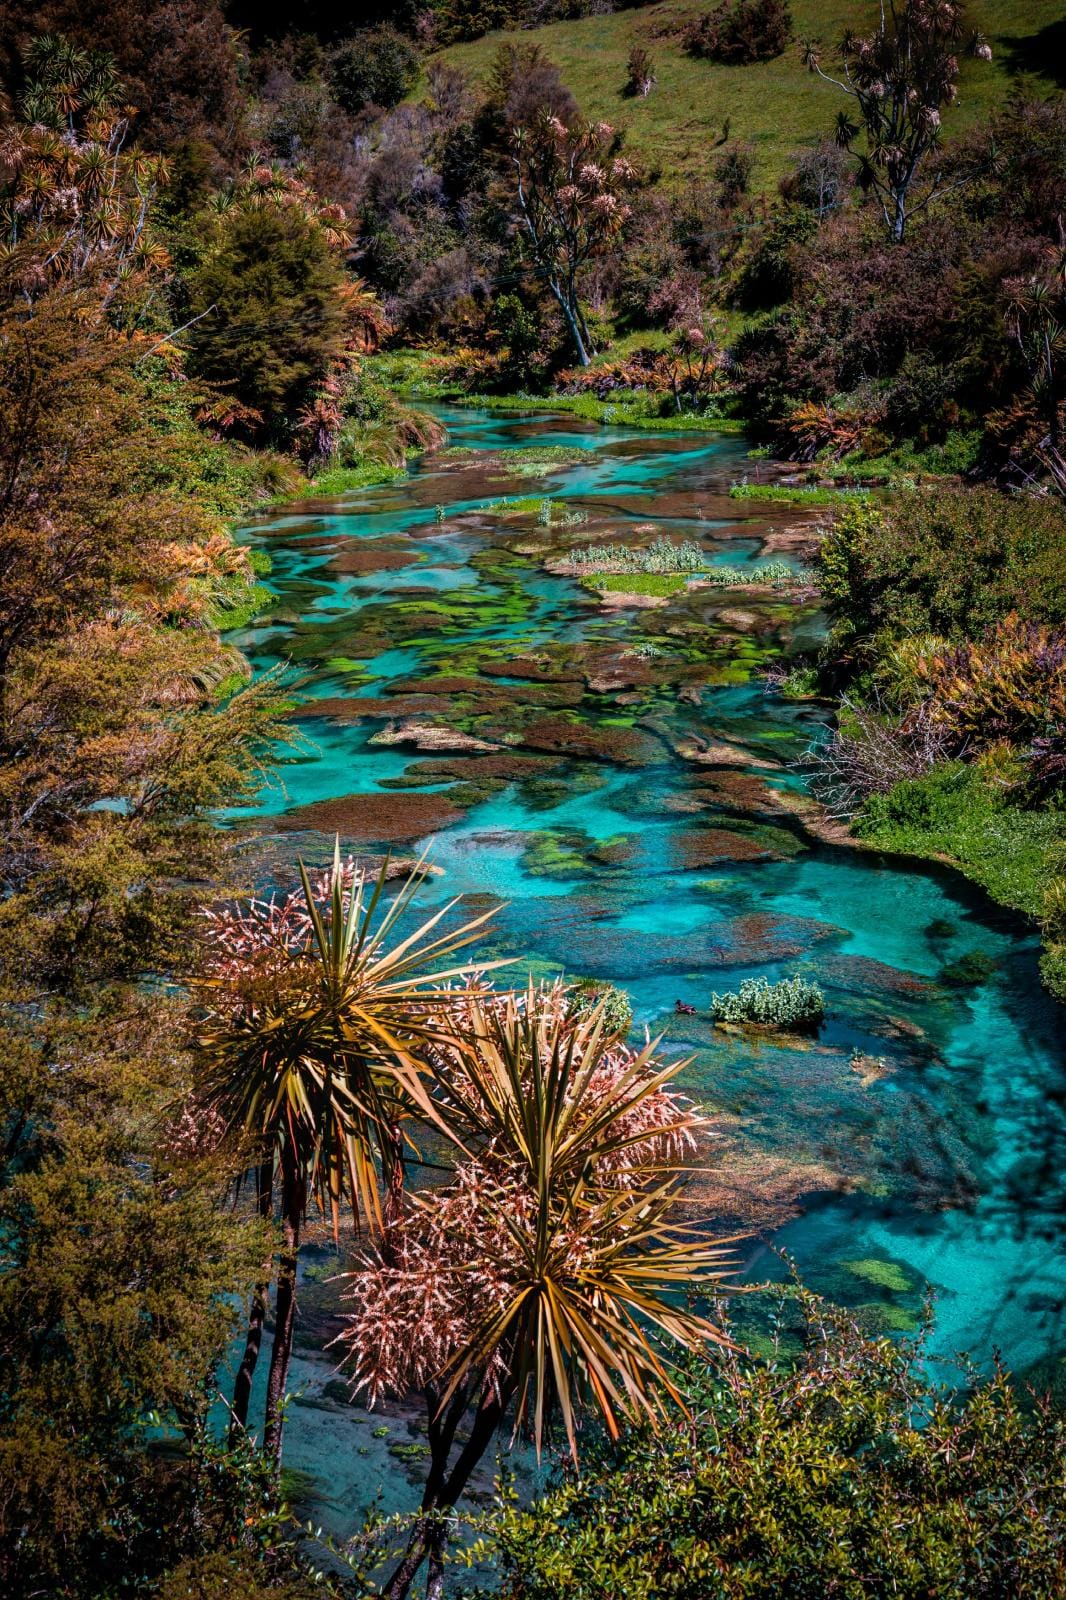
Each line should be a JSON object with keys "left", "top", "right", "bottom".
{"left": 193, "top": 847, "right": 502, "bottom": 1465}
{"left": 341, "top": 983, "right": 735, "bottom": 1600}
{"left": 804, "top": 1, "right": 992, "bottom": 241}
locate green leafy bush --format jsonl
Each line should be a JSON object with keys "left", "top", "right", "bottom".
{"left": 487, "top": 1294, "right": 1066, "bottom": 1600}
{"left": 710, "top": 973, "right": 824, "bottom": 1026}
{"left": 570, "top": 537, "right": 706, "bottom": 573}
{"left": 706, "top": 561, "right": 796, "bottom": 586}
{"left": 327, "top": 27, "right": 420, "bottom": 114}
{"left": 685, "top": 0, "right": 793, "bottom": 65}
{"left": 569, "top": 979, "right": 633, "bottom": 1035}
{"left": 184, "top": 204, "right": 347, "bottom": 440}
{"left": 818, "top": 490, "right": 1066, "bottom": 643}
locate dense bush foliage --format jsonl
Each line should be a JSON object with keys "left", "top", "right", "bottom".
{"left": 819, "top": 491, "right": 1066, "bottom": 646}
{"left": 327, "top": 26, "right": 420, "bottom": 115}
{"left": 710, "top": 974, "right": 824, "bottom": 1026}
{"left": 183, "top": 196, "right": 348, "bottom": 440}
{"left": 1, "top": 5, "right": 1065, "bottom": 1596}
{"left": 570, "top": 537, "right": 707, "bottom": 573}
{"left": 488, "top": 1296, "right": 1066, "bottom": 1599}
{"left": 685, "top": 0, "right": 793, "bottom": 66}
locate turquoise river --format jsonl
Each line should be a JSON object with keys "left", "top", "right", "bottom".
{"left": 228, "top": 405, "right": 1066, "bottom": 1540}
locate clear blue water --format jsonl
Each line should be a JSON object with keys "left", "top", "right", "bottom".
{"left": 228, "top": 406, "right": 1065, "bottom": 1538}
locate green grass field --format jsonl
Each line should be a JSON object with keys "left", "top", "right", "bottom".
{"left": 431, "top": 0, "right": 1065, "bottom": 187}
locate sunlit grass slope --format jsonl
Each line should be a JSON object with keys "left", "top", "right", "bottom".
{"left": 431, "top": 0, "right": 1066, "bottom": 186}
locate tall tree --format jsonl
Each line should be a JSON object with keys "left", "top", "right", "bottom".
{"left": 511, "top": 114, "right": 634, "bottom": 366}
{"left": 804, "top": 1, "right": 992, "bottom": 242}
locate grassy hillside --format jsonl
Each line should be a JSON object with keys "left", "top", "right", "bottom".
{"left": 431, "top": 0, "right": 1066, "bottom": 186}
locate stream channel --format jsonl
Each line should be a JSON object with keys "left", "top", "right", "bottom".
{"left": 227, "top": 404, "right": 1066, "bottom": 1542}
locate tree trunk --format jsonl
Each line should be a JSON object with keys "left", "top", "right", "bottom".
{"left": 380, "top": 1390, "right": 507, "bottom": 1600}
{"left": 263, "top": 1157, "right": 303, "bottom": 1471}
{"left": 550, "top": 282, "right": 591, "bottom": 367}
{"left": 424, "top": 1522, "right": 447, "bottom": 1600}
{"left": 229, "top": 1159, "right": 274, "bottom": 1445}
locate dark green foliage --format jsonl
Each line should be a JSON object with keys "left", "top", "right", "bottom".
{"left": 685, "top": 0, "right": 793, "bottom": 65}
{"left": 938, "top": 948, "right": 996, "bottom": 986}
{"left": 819, "top": 490, "right": 1066, "bottom": 644}
{"left": 488, "top": 1294, "right": 1066, "bottom": 1599}
{"left": 491, "top": 292, "right": 559, "bottom": 389}
{"left": 734, "top": 205, "right": 817, "bottom": 310}
{"left": 327, "top": 26, "right": 420, "bottom": 115}
{"left": 0, "top": 998, "right": 274, "bottom": 1598}
{"left": 710, "top": 973, "right": 824, "bottom": 1026}
{"left": 184, "top": 204, "right": 348, "bottom": 439}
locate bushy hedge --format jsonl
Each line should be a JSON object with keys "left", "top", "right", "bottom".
{"left": 685, "top": 0, "right": 793, "bottom": 65}
{"left": 818, "top": 489, "right": 1066, "bottom": 644}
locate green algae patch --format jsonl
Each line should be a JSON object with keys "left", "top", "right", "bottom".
{"left": 510, "top": 713, "right": 661, "bottom": 766}
{"left": 587, "top": 573, "right": 688, "bottom": 598}
{"left": 523, "top": 827, "right": 633, "bottom": 880}
{"left": 842, "top": 1258, "right": 915, "bottom": 1296}
{"left": 854, "top": 1302, "right": 920, "bottom": 1334}
{"left": 327, "top": 542, "right": 422, "bottom": 576}
{"left": 672, "top": 819, "right": 806, "bottom": 868}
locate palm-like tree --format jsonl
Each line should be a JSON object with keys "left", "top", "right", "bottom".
{"left": 341, "top": 985, "right": 737, "bottom": 1599}
{"left": 194, "top": 847, "right": 502, "bottom": 1468}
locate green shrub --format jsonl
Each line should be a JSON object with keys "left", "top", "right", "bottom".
{"left": 185, "top": 204, "right": 347, "bottom": 440}
{"left": 706, "top": 561, "right": 796, "bottom": 586}
{"left": 327, "top": 27, "right": 420, "bottom": 115}
{"left": 818, "top": 489, "right": 1066, "bottom": 642}
{"left": 486, "top": 1293, "right": 1066, "bottom": 1600}
{"left": 570, "top": 538, "right": 706, "bottom": 573}
{"left": 1039, "top": 943, "right": 1066, "bottom": 1001}
{"left": 774, "top": 664, "right": 821, "bottom": 699}
{"left": 569, "top": 979, "right": 633, "bottom": 1036}
{"left": 710, "top": 973, "right": 824, "bottom": 1026}
{"left": 685, "top": 0, "right": 793, "bottom": 66}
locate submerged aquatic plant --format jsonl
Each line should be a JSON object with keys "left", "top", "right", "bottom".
{"left": 710, "top": 973, "right": 824, "bottom": 1026}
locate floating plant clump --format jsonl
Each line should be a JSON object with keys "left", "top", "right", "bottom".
{"left": 570, "top": 536, "right": 706, "bottom": 572}
{"left": 710, "top": 973, "right": 825, "bottom": 1026}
